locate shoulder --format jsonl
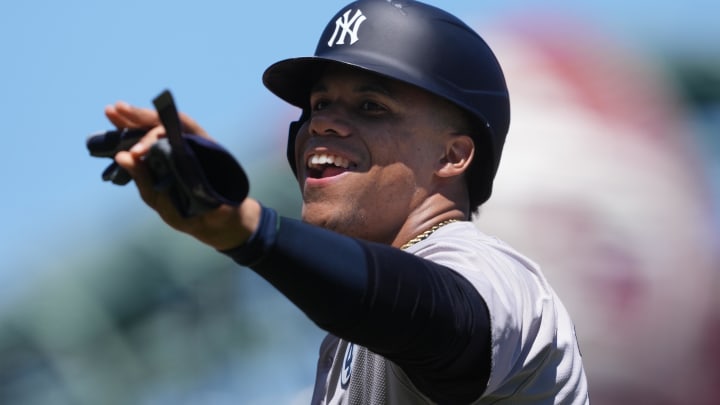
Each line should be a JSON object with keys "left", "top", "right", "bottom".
{"left": 407, "top": 221, "right": 548, "bottom": 293}
{"left": 409, "top": 222, "right": 588, "bottom": 402}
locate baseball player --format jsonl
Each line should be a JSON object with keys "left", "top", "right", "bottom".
{"left": 101, "top": 0, "right": 588, "bottom": 403}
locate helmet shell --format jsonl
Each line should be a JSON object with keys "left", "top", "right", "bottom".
{"left": 263, "top": 0, "right": 510, "bottom": 208}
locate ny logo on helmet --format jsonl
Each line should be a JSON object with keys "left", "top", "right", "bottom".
{"left": 327, "top": 9, "right": 367, "bottom": 47}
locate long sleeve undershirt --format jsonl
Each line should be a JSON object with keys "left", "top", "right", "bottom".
{"left": 222, "top": 206, "right": 491, "bottom": 403}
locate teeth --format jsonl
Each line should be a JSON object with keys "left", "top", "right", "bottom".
{"left": 308, "top": 153, "right": 350, "bottom": 169}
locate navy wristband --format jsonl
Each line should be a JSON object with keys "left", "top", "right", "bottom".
{"left": 221, "top": 205, "right": 278, "bottom": 266}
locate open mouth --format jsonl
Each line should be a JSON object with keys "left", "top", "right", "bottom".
{"left": 306, "top": 153, "right": 354, "bottom": 179}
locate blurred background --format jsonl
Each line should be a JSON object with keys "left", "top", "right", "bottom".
{"left": 0, "top": 1, "right": 718, "bottom": 404}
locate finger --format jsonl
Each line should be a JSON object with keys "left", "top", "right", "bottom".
{"left": 105, "top": 101, "right": 160, "bottom": 129}
{"left": 115, "top": 101, "right": 160, "bottom": 127}
{"left": 127, "top": 126, "right": 166, "bottom": 158}
{"left": 104, "top": 104, "right": 132, "bottom": 128}
{"left": 114, "top": 150, "right": 156, "bottom": 204}
{"left": 115, "top": 125, "right": 171, "bottom": 210}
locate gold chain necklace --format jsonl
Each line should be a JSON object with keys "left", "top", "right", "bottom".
{"left": 400, "top": 219, "right": 458, "bottom": 250}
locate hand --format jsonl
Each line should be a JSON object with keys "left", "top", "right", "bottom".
{"left": 105, "top": 101, "right": 260, "bottom": 251}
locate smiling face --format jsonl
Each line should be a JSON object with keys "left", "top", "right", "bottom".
{"left": 292, "top": 65, "right": 472, "bottom": 244}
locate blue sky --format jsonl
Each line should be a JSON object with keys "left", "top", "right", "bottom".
{"left": 1, "top": 0, "right": 718, "bottom": 279}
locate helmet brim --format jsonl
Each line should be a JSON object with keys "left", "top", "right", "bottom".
{"left": 263, "top": 57, "right": 347, "bottom": 110}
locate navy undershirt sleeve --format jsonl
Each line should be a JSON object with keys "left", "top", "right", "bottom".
{"left": 222, "top": 206, "right": 491, "bottom": 403}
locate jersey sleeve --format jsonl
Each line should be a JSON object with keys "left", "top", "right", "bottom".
{"left": 222, "top": 206, "right": 491, "bottom": 403}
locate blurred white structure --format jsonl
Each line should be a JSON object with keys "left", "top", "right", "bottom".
{"left": 474, "top": 16, "right": 720, "bottom": 404}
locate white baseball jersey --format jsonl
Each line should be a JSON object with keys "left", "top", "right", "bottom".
{"left": 312, "top": 221, "right": 589, "bottom": 404}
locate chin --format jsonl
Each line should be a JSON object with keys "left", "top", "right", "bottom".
{"left": 301, "top": 203, "right": 339, "bottom": 227}
{"left": 302, "top": 204, "right": 371, "bottom": 239}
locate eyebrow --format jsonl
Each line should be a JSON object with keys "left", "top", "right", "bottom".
{"left": 310, "top": 79, "right": 397, "bottom": 100}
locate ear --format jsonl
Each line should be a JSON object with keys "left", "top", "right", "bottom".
{"left": 437, "top": 135, "right": 474, "bottom": 178}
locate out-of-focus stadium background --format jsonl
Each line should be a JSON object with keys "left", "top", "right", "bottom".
{"left": 1, "top": 1, "right": 718, "bottom": 404}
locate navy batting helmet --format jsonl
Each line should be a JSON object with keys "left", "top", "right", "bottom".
{"left": 263, "top": 0, "right": 510, "bottom": 209}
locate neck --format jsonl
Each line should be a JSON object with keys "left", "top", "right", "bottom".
{"left": 400, "top": 218, "right": 459, "bottom": 250}
{"left": 390, "top": 198, "right": 468, "bottom": 249}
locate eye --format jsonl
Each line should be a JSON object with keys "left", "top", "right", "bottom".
{"left": 312, "top": 99, "right": 330, "bottom": 111}
{"left": 360, "top": 100, "right": 386, "bottom": 112}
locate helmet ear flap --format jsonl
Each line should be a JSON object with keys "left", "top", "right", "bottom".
{"left": 287, "top": 109, "right": 311, "bottom": 176}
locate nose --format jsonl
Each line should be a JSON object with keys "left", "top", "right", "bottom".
{"left": 308, "top": 106, "right": 352, "bottom": 138}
